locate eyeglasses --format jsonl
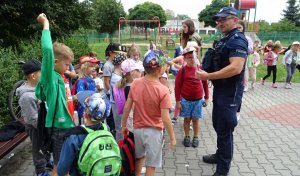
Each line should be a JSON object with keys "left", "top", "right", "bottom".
{"left": 215, "top": 16, "right": 234, "bottom": 24}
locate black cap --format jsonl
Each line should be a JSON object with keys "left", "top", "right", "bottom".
{"left": 22, "top": 59, "right": 41, "bottom": 75}
{"left": 213, "top": 7, "right": 238, "bottom": 20}
{"left": 105, "top": 43, "right": 122, "bottom": 57}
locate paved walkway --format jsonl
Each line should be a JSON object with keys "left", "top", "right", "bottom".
{"left": 0, "top": 81, "right": 300, "bottom": 176}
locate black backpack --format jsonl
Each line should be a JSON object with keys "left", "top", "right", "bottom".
{"left": 37, "top": 83, "right": 59, "bottom": 154}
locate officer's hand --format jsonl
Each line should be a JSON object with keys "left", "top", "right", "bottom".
{"left": 195, "top": 70, "right": 209, "bottom": 80}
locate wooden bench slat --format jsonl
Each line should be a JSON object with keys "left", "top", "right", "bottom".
{"left": 0, "top": 132, "right": 28, "bottom": 159}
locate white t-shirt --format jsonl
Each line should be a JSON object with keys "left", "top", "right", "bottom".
{"left": 93, "top": 77, "right": 104, "bottom": 93}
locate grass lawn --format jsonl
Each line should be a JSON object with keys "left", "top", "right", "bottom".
{"left": 89, "top": 42, "right": 300, "bottom": 83}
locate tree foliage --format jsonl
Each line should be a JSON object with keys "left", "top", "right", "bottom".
{"left": 198, "top": 0, "right": 227, "bottom": 27}
{"left": 0, "top": 0, "right": 92, "bottom": 47}
{"left": 282, "top": 0, "right": 300, "bottom": 26}
{"left": 165, "top": 9, "right": 175, "bottom": 20}
{"left": 259, "top": 19, "right": 300, "bottom": 32}
{"left": 127, "top": 2, "right": 167, "bottom": 28}
{"left": 92, "top": 0, "right": 126, "bottom": 35}
{"left": 177, "top": 14, "right": 190, "bottom": 20}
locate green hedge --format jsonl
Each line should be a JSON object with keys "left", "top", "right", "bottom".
{"left": 0, "top": 33, "right": 90, "bottom": 127}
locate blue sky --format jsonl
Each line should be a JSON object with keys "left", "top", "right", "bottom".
{"left": 122, "top": 0, "right": 288, "bottom": 23}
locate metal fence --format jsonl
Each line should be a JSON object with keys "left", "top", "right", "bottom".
{"left": 257, "top": 32, "right": 300, "bottom": 45}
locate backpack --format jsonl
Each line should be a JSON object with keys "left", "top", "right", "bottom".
{"left": 263, "top": 51, "right": 274, "bottom": 66}
{"left": 118, "top": 135, "right": 135, "bottom": 176}
{"left": 77, "top": 124, "right": 121, "bottom": 176}
{"left": 113, "top": 87, "right": 126, "bottom": 114}
{"left": 71, "top": 77, "right": 88, "bottom": 95}
{"left": 37, "top": 84, "right": 59, "bottom": 154}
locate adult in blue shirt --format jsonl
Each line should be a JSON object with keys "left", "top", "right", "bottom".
{"left": 196, "top": 7, "right": 248, "bottom": 176}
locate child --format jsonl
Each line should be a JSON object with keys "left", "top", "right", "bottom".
{"left": 282, "top": 41, "right": 300, "bottom": 89}
{"left": 16, "top": 59, "right": 52, "bottom": 176}
{"left": 127, "top": 44, "right": 144, "bottom": 73}
{"left": 121, "top": 50, "right": 176, "bottom": 176}
{"left": 261, "top": 42, "right": 282, "bottom": 88}
{"left": 75, "top": 56, "right": 99, "bottom": 124}
{"left": 57, "top": 91, "right": 111, "bottom": 175}
{"left": 92, "top": 65, "right": 104, "bottom": 93}
{"left": 103, "top": 43, "right": 122, "bottom": 132}
{"left": 147, "top": 39, "right": 156, "bottom": 51}
{"left": 110, "top": 52, "right": 127, "bottom": 142}
{"left": 174, "top": 47, "right": 209, "bottom": 148}
{"left": 247, "top": 46, "right": 260, "bottom": 90}
{"left": 113, "top": 59, "right": 143, "bottom": 140}
{"left": 36, "top": 13, "right": 75, "bottom": 175}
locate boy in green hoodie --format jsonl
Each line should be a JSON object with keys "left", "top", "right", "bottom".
{"left": 36, "top": 13, "right": 75, "bottom": 175}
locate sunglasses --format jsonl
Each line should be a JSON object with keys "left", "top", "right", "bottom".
{"left": 215, "top": 16, "right": 234, "bottom": 24}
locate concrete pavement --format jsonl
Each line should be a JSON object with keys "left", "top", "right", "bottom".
{"left": 0, "top": 81, "right": 299, "bottom": 176}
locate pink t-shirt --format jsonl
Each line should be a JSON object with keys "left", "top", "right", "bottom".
{"left": 129, "top": 77, "right": 172, "bottom": 130}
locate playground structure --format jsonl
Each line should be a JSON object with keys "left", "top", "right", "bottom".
{"left": 234, "top": 0, "right": 258, "bottom": 32}
{"left": 203, "top": 0, "right": 258, "bottom": 44}
{"left": 118, "top": 17, "right": 161, "bottom": 46}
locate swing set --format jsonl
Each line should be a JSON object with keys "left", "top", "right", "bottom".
{"left": 118, "top": 16, "right": 161, "bottom": 46}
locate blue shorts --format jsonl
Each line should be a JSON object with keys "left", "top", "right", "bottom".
{"left": 179, "top": 98, "right": 205, "bottom": 118}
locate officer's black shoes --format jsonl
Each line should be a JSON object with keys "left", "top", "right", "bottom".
{"left": 212, "top": 172, "right": 228, "bottom": 176}
{"left": 203, "top": 154, "right": 218, "bottom": 164}
{"left": 183, "top": 136, "right": 191, "bottom": 147}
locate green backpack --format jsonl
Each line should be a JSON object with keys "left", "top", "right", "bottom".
{"left": 77, "top": 124, "right": 121, "bottom": 176}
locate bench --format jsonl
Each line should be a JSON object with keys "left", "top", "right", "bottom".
{"left": 0, "top": 120, "right": 28, "bottom": 160}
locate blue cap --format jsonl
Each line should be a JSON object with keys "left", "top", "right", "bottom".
{"left": 77, "top": 91, "right": 111, "bottom": 121}
{"left": 143, "top": 50, "right": 167, "bottom": 68}
{"left": 213, "top": 7, "right": 238, "bottom": 20}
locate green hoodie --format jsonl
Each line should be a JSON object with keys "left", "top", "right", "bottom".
{"left": 35, "top": 30, "right": 74, "bottom": 129}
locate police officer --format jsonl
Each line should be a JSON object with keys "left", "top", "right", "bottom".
{"left": 195, "top": 7, "right": 248, "bottom": 176}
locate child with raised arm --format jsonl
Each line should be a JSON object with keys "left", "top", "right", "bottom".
{"left": 121, "top": 50, "right": 176, "bottom": 176}
{"left": 36, "top": 13, "right": 75, "bottom": 175}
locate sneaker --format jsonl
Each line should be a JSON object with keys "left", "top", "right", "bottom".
{"left": 260, "top": 78, "right": 264, "bottom": 85}
{"left": 171, "top": 117, "right": 177, "bottom": 124}
{"left": 272, "top": 83, "right": 277, "bottom": 88}
{"left": 37, "top": 172, "right": 50, "bottom": 176}
{"left": 203, "top": 154, "right": 218, "bottom": 164}
{"left": 191, "top": 137, "right": 199, "bottom": 147}
{"left": 183, "top": 136, "right": 191, "bottom": 147}
{"left": 45, "top": 160, "right": 53, "bottom": 170}
{"left": 285, "top": 83, "right": 289, "bottom": 89}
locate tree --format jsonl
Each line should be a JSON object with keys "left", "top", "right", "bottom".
{"left": 198, "top": 0, "right": 227, "bottom": 27}
{"left": 0, "top": 0, "right": 92, "bottom": 47}
{"left": 282, "top": 0, "right": 300, "bottom": 26}
{"left": 165, "top": 9, "right": 175, "bottom": 20}
{"left": 127, "top": 2, "right": 167, "bottom": 40}
{"left": 92, "top": 0, "right": 126, "bottom": 37}
{"left": 177, "top": 14, "right": 190, "bottom": 20}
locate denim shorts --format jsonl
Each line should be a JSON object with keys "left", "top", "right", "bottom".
{"left": 179, "top": 98, "right": 205, "bottom": 118}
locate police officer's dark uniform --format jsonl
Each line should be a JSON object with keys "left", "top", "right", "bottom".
{"left": 202, "top": 7, "right": 248, "bottom": 176}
